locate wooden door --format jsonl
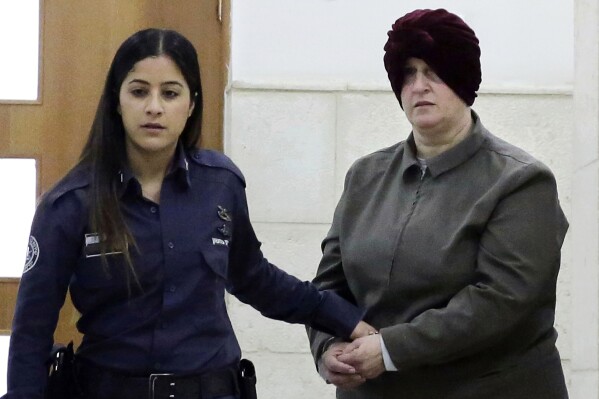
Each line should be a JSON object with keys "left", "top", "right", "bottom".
{"left": 0, "top": 0, "right": 231, "bottom": 347}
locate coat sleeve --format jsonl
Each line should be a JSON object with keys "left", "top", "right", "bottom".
{"left": 306, "top": 166, "right": 360, "bottom": 363}
{"left": 225, "top": 182, "right": 362, "bottom": 340}
{"left": 4, "top": 193, "right": 83, "bottom": 399}
{"left": 381, "top": 162, "right": 569, "bottom": 370}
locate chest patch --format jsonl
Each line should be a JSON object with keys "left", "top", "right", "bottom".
{"left": 212, "top": 237, "right": 229, "bottom": 246}
{"left": 23, "top": 236, "right": 40, "bottom": 274}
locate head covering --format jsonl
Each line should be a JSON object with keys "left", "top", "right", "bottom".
{"left": 383, "top": 9, "right": 481, "bottom": 108}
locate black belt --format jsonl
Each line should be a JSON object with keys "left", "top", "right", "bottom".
{"left": 148, "top": 371, "right": 239, "bottom": 399}
{"left": 76, "top": 359, "right": 240, "bottom": 399}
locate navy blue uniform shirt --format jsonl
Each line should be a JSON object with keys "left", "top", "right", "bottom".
{"left": 4, "top": 146, "right": 361, "bottom": 399}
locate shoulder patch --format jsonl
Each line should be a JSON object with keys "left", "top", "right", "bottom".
{"left": 189, "top": 149, "right": 246, "bottom": 185}
{"left": 23, "top": 236, "right": 40, "bottom": 274}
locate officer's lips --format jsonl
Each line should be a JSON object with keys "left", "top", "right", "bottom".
{"left": 141, "top": 123, "right": 166, "bottom": 131}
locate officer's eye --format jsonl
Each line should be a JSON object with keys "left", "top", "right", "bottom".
{"left": 129, "top": 88, "right": 148, "bottom": 98}
{"left": 162, "top": 90, "right": 180, "bottom": 99}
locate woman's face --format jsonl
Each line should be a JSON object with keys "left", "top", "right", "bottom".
{"left": 118, "top": 55, "right": 194, "bottom": 158}
{"left": 400, "top": 58, "right": 468, "bottom": 135}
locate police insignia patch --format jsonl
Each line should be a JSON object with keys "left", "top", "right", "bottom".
{"left": 23, "top": 236, "right": 40, "bottom": 274}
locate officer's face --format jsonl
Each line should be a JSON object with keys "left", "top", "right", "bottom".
{"left": 118, "top": 55, "right": 195, "bottom": 158}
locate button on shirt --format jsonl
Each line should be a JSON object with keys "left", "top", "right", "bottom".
{"left": 6, "top": 146, "right": 361, "bottom": 399}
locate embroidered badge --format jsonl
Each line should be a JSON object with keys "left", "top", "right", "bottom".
{"left": 218, "top": 224, "right": 231, "bottom": 237}
{"left": 23, "top": 236, "right": 40, "bottom": 274}
{"left": 212, "top": 237, "right": 229, "bottom": 246}
{"left": 217, "top": 206, "right": 232, "bottom": 222}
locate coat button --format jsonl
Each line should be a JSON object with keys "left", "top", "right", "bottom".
{"left": 168, "top": 242, "right": 174, "bottom": 249}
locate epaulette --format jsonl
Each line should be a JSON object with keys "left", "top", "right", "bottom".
{"left": 44, "top": 165, "right": 90, "bottom": 206}
{"left": 189, "top": 149, "right": 246, "bottom": 186}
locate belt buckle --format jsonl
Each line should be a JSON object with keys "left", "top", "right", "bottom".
{"left": 149, "top": 373, "right": 174, "bottom": 399}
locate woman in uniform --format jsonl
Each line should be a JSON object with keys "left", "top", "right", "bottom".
{"left": 4, "top": 28, "right": 370, "bottom": 399}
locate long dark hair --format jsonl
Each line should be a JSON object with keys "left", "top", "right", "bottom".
{"left": 79, "top": 28, "right": 203, "bottom": 262}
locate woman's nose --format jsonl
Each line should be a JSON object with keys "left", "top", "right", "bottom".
{"left": 411, "top": 72, "right": 429, "bottom": 92}
{"left": 145, "top": 93, "right": 164, "bottom": 115}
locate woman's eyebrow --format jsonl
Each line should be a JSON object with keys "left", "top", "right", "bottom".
{"left": 126, "top": 79, "right": 184, "bottom": 88}
{"left": 126, "top": 78, "right": 149, "bottom": 85}
{"left": 161, "top": 81, "right": 184, "bottom": 87}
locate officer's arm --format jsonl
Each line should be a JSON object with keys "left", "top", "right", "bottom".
{"left": 225, "top": 185, "right": 362, "bottom": 340}
{"left": 6, "top": 193, "right": 82, "bottom": 399}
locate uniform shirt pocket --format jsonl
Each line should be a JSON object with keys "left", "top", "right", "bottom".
{"left": 74, "top": 253, "right": 129, "bottom": 291}
{"left": 200, "top": 242, "right": 230, "bottom": 280}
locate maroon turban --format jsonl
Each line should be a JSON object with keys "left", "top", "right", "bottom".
{"left": 383, "top": 9, "right": 481, "bottom": 108}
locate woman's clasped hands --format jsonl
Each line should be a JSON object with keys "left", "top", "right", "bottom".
{"left": 320, "top": 321, "right": 386, "bottom": 389}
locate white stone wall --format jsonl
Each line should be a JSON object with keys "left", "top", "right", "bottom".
{"left": 225, "top": 86, "right": 574, "bottom": 398}
{"left": 231, "top": 0, "right": 573, "bottom": 91}
{"left": 570, "top": 0, "right": 599, "bottom": 397}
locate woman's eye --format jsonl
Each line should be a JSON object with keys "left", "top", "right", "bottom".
{"left": 130, "top": 88, "right": 147, "bottom": 97}
{"left": 402, "top": 68, "right": 417, "bottom": 85}
{"left": 403, "top": 67, "right": 416, "bottom": 78}
{"left": 426, "top": 70, "right": 441, "bottom": 83}
{"left": 163, "top": 90, "right": 180, "bottom": 99}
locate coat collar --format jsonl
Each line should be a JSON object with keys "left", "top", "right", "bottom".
{"left": 400, "top": 110, "right": 487, "bottom": 179}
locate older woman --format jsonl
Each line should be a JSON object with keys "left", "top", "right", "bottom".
{"left": 307, "top": 9, "right": 569, "bottom": 399}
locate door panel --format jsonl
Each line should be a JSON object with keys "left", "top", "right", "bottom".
{"left": 0, "top": 0, "right": 229, "bottom": 346}
{"left": 0, "top": 280, "right": 18, "bottom": 335}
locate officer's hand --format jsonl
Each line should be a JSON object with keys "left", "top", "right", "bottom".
{"left": 350, "top": 320, "right": 377, "bottom": 339}
{"left": 319, "top": 342, "right": 366, "bottom": 390}
{"left": 338, "top": 335, "right": 385, "bottom": 380}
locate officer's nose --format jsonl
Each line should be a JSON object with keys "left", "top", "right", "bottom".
{"left": 145, "top": 93, "right": 164, "bottom": 115}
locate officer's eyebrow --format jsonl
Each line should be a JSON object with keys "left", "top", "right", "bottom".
{"left": 126, "top": 78, "right": 184, "bottom": 88}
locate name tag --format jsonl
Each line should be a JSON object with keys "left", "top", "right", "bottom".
{"left": 212, "top": 237, "right": 229, "bottom": 246}
{"left": 84, "top": 233, "right": 123, "bottom": 258}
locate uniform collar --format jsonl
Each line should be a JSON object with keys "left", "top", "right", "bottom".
{"left": 401, "top": 110, "right": 486, "bottom": 180}
{"left": 117, "top": 166, "right": 137, "bottom": 199}
{"left": 117, "top": 142, "right": 191, "bottom": 198}
{"left": 171, "top": 143, "right": 192, "bottom": 188}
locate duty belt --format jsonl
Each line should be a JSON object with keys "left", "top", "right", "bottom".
{"left": 76, "top": 359, "right": 240, "bottom": 399}
{"left": 148, "top": 371, "right": 239, "bottom": 399}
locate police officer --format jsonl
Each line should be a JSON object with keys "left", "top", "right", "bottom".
{"left": 3, "top": 28, "right": 371, "bottom": 399}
